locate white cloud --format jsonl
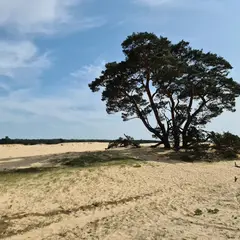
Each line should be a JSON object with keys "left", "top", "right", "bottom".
{"left": 0, "top": 0, "right": 109, "bottom": 135}
{"left": 0, "top": 61, "right": 107, "bottom": 123}
{"left": 0, "top": 85, "right": 151, "bottom": 139}
{"left": 0, "top": 0, "right": 105, "bottom": 87}
{"left": 0, "top": 0, "right": 104, "bottom": 35}
{"left": 0, "top": 41, "right": 51, "bottom": 82}
{"left": 71, "top": 60, "right": 106, "bottom": 83}
{"left": 0, "top": 91, "right": 96, "bottom": 122}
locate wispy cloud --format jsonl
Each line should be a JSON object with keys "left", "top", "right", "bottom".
{"left": 0, "top": 82, "right": 148, "bottom": 139}
{"left": 0, "top": 0, "right": 106, "bottom": 89}
{"left": 0, "top": 90, "right": 97, "bottom": 123}
{"left": 0, "top": 61, "right": 107, "bottom": 124}
{"left": 71, "top": 60, "right": 106, "bottom": 84}
{"left": 0, "top": 0, "right": 105, "bottom": 35}
{"left": 0, "top": 41, "right": 51, "bottom": 80}
{"left": 0, "top": 1, "right": 110, "bottom": 137}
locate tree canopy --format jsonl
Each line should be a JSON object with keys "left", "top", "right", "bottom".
{"left": 89, "top": 32, "right": 240, "bottom": 149}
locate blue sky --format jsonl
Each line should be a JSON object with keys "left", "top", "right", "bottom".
{"left": 0, "top": 0, "right": 239, "bottom": 139}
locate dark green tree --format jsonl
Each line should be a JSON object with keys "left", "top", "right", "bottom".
{"left": 89, "top": 32, "right": 240, "bottom": 149}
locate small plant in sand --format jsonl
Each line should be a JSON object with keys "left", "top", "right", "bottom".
{"left": 207, "top": 208, "right": 219, "bottom": 214}
{"left": 194, "top": 209, "right": 203, "bottom": 216}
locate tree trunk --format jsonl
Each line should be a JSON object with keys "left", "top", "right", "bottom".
{"left": 182, "top": 133, "right": 188, "bottom": 149}
{"left": 152, "top": 134, "right": 170, "bottom": 149}
{"left": 173, "top": 135, "right": 180, "bottom": 151}
{"left": 163, "top": 135, "right": 171, "bottom": 149}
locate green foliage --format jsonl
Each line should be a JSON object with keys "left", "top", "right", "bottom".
{"left": 183, "top": 128, "right": 211, "bottom": 148}
{"left": 182, "top": 131, "right": 240, "bottom": 161}
{"left": 89, "top": 32, "right": 240, "bottom": 149}
{"left": 210, "top": 132, "right": 240, "bottom": 159}
{"left": 211, "top": 132, "right": 240, "bottom": 151}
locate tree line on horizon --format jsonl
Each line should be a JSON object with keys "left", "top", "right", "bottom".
{"left": 0, "top": 136, "right": 158, "bottom": 145}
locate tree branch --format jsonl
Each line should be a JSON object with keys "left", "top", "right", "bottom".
{"left": 182, "top": 95, "right": 209, "bottom": 135}
{"left": 124, "top": 116, "right": 139, "bottom": 121}
{"left": 152, "top": 89, "right": 158, "bottom": 99}
{"left": 145, "top": 72, "right": 168, "bottom": 137}
{"left": 235, "top": 162, "right": 240, "bottom": 168}
{"left": 125, "top": 92, "right": 164, "bottom": 141}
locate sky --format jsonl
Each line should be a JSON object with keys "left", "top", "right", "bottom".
{"left": 0, "top": 0, "right": 239, "bottom": 139}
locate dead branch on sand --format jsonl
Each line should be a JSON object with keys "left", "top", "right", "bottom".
{"left": 235, "top": 162, "right": 240, "bottom": 168}
{"left": 106, "top": 135, "right": 140, "bottom": 150}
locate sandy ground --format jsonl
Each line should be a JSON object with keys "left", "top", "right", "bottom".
{"left": 0, "top": 143, "right": 109, "bottom": 160}
{"left": 0, "top": 144, "right": 240, "bottom": 239}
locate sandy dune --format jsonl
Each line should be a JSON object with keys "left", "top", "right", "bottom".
{"left": 0, "top": 162, "right": 239, "bottom": 239}
{"left": 0, "top": 143, "right": 109, "bottom": 160}
{"left": 0, "top": 144, "right": 240, "bottom": 239}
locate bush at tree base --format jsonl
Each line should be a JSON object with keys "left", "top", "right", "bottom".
{"left": 183, "top": 131, "right": 240, "bottom": 161}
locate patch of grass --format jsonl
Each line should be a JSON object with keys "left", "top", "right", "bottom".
{"left": 0, "top": 166, "right": 57, "bottom": 177}
{"left": 207, "top": 208, "right": 219, "bottom": 214}
{"left": 0, "top": 151, "right": 144, "bottom": 184}
{"left": 58, "top": 151, "right": 143, "bottom": 168}
{"left": 0, "top": 168, "right": 60, "bottom": 185}
{"left": 194, "top": 209, "right": 203, "bottom": 216}
{"left": 64, "top": 157, "right": 141, "bottom": 168}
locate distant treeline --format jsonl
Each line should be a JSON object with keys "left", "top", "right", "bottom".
{"left": 0, "top": 136, "right": 158, "bottom": 145}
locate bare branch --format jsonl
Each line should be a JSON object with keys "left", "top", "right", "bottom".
{"left": 235, "top": 162, "right": 240, "bottom": 168}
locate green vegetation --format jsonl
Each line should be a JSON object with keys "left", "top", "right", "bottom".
{"left": 0, "top": 150, "right": 144, "bottom": 180}
{"left": 207, "top": 208, "right": 219, "bottom": 214}
{"left": 89, "top": 32, "right": 240, "bottom": 149}
{"left": 61, "top": 155, "right": 141, "bottom": 168}
{"left": 194, "top": 209, "right": 203, "bottom": 216}
{"left": 181, "top": 131, "right": 240, "bottom": 161}
{"left": 194, "top": 208, "right": 220, "bottom": 216}
{"left": 211, "top": 132, "right": 240, "bottom": 159}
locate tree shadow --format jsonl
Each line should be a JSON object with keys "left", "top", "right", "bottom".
{"left": 0, "top": 147, "right": 222, "bottom": 176}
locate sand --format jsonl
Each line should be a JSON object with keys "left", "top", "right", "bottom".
{"left": 0, "top": 144, "right": 240, "bottom": 239}
{"left": 0, "top": 143, "right": 109, "bottom": 160}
